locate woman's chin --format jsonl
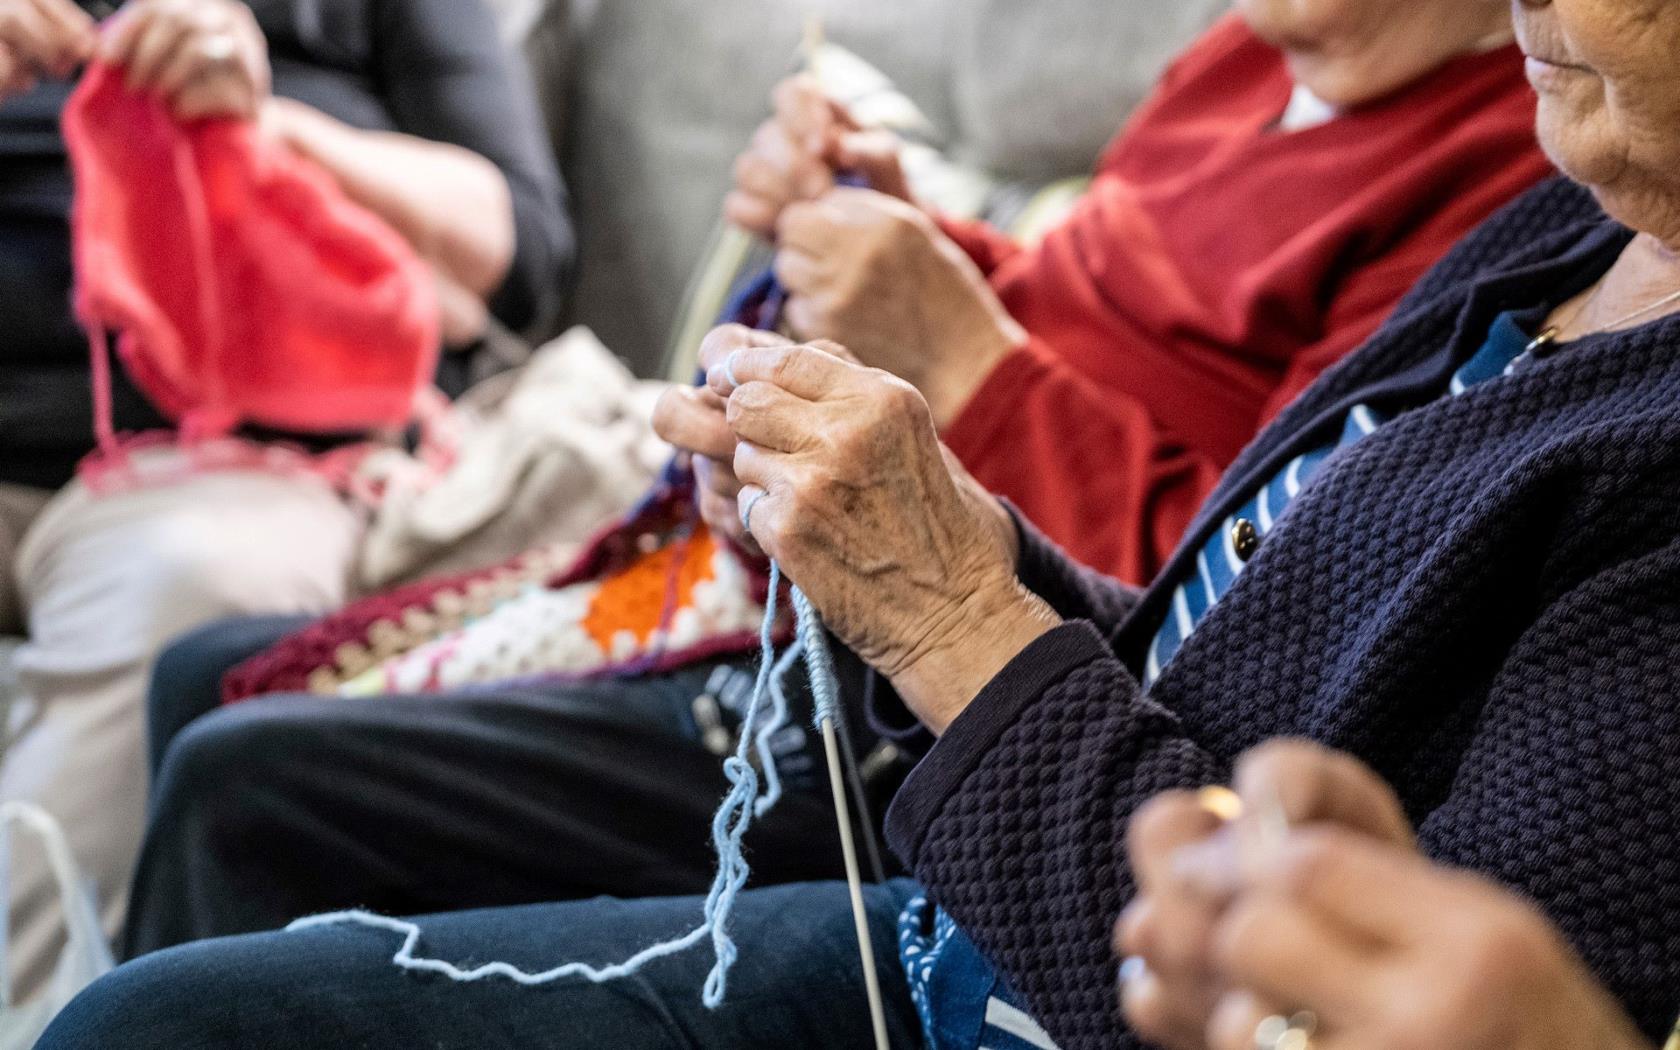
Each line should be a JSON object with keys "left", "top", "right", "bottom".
{"left": 1535, "top": 106, "right": 1625, "bottom": 193}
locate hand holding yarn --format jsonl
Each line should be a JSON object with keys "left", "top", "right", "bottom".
{"left": 1120, "top": 742, "right": 1649, "bottom": 1050}
{"left": 653, "top": 326, "right": 807, "bottom": 554}
{"left": 0, "top": 0, "right": 96, "bottom": 102}
{"left": 725, "top": 73, "right": 912, "bottom": 238}
{"left": 707, "top": 333, "right": 1058, "bottom": 735}
{"left": 100, "top": 0, "right": 271, "bottom": 121}
{"left": 1117, "top": 741, "right": 1417, "bottom": 1050}
{"left": 774, "top": 186, "right": 1026, "bottom": 428}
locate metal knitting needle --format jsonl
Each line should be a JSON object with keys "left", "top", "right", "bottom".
{"left": 821, "top": 715, "right": 892, "bottom": 1050}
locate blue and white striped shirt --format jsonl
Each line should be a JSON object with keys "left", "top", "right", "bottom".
{"left": 1144, "top": 311, "right": 1537, "bottom": 686}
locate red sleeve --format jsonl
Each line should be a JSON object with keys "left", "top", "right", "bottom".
{"left": 934, "top": 213, "right": 1023, "bottom": 277}
{"left": 943, "top": 339, "right": 1224, "bottom": 587}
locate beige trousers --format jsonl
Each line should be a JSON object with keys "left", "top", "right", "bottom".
{"left": 0, "top": 464, "right": 359, "bottom": 1001}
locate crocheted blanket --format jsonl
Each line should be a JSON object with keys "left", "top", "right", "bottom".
{"left": 221, "top": 273, "right": 789, "bottom": 703}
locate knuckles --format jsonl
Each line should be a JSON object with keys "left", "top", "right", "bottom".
{"left": 697, "top": 324, "right": 756, "bottom": 372}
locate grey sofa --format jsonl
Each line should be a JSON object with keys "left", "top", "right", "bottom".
{"left": 507, "top": 0, "right": 1228, "bottom": 376}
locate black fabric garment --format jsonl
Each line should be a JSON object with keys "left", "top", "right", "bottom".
{"left": 884, "top": 177, "right": 1680, "bottom": 1049}
{"left": 0, "top": 0, "right": 571, "bottom": 489}
{"left": 124, "top": 619, "right": 901, "bottom": 957}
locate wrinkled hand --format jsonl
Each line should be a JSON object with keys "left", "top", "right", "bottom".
{"left": 0, "top": 0, "right": 96, "bottom": 103}
{"left": 1119, "top": 741, "right": 1650, "bottom": 1050}
{"left": 101, "top": 0, "right": 269, "bottom": 121}
{"left": 1116, "top": 741, "right": 1416, "bottom": 1050}
{"left": 697, "top": 327, "right": 1055, "bottom": 733}
{"left": 776, "top": 187, "right": 1024, "bottom": 428}
{"left": 1199, "top": 830, "right": 1649, "bottom": 1050}
{"left": 725, "top": 72, "right": 912, "bottom": 239}
{"left": 653, "top": 326, "right": 809, "bottom": 554}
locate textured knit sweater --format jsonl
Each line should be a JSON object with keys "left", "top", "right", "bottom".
{"left": 934, "top": 13, "right": 1550, "bottom": 584}
{"left": 884, "top": 177, "right": 1680, "bottom": 1050}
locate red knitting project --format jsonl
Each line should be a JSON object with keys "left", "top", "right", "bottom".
{"left": 62, "top": 61, "right": 438, "bottom": 463}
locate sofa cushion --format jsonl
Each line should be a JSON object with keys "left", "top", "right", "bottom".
{"left": 526, "top": 0, "right": 1224, "bottom": 375}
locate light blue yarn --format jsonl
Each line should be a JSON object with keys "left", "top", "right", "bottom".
{"left": 790, "top": 587, "right": 840, "bottom": 728}
{"left": 288, "top": 564, "right": 842, "bottom": 1012}
{"left": 754, "top": 638, "right": 803, "bottom": 818}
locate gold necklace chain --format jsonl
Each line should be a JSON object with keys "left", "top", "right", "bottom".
{"left": 1526, "top": 285, "right": 1680, "bottom": 354}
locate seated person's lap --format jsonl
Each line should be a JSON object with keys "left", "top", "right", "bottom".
{"left": 54, "top": 880, "right": 924, "bottom": 1050}
{"left": 127, "top": 638, "right": 895, "bottom": 957}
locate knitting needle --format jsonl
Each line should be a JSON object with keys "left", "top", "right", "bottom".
{"left": 801, "top": 15, "right": 826, "bottom": 80}
{"left": 791, "top": 17, "right": 886, "bottom": 1046}
{"left": 821, "top": 716, "right": 892, "bottom": 1050}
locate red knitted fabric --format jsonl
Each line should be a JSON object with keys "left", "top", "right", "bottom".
{"left": 63, "top": 61, "right": 438, "bottom": 444}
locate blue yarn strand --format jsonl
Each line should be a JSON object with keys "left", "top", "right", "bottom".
{"left": 790, "top": 587, "right": 839, "bottom": 729}
{"left": 754, "top": 637, "right": 803, "bottom": 818}
{"left": 288, "top": 563, "right": 843, "bottom": 1013}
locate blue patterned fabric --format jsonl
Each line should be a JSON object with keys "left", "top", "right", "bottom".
{"left": 1144, "top": 310, "right": 1537, "bottom": 686}
{"left": 900, "top": 896, "right": 1062, "bottom": 1050}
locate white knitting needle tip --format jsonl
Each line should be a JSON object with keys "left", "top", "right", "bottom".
{"left": 821, "top": 716, "right": 892, "bottom": 1050}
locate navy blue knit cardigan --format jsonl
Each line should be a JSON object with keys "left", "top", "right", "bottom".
{"left": 884, "top": 177, "right": 1680, "bottom": 1050}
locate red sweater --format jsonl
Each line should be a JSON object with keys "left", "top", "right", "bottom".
{"left": 939, "top": 15, "right": 1551, "bottom": 584}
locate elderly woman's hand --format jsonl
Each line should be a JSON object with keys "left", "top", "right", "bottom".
{"left": 1116, "top": 741, "right": 1416, "bottom": 1050}
{"left": 703, "top": 327, "right": 1058, "bottom": 733}
{"left": 725, "top": 73, "right": 913, "bottom": 239}
{"left": 100, "top": 0, "right": 270, "bottom": 121}
{"left": 0, "top": 0, "right": 96, "bottom": 102}
{"left": 652, "top": 326, "right": 801, "bottom": 554}
{"left": 775, "top": 187, "right": 1026, "bottom": 428}
{"left": 1120, "top": 741, "right": 1653, "bottom": 1050}
{"left": 1202, "top": 830, "right": 1650, "bottom": 1050}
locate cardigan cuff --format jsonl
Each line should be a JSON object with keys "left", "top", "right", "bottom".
{"left": 885, "top": 620, "right": 1113, "bottom": 867}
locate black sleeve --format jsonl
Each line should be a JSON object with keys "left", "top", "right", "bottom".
{"left": 1009, "top": 504, "right": 1144, "bottom": 632}
{"left": 374, "top": 0, "right": 573, "bottom": 331}
{"left": 885, "top": 623, "right": 1225, "bottom": 1050}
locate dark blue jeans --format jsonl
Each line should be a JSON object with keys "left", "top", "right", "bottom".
{"left": 48, "top": 879, "right": 926, "bottom": 1048}
{"left": 145, "top": 614, "right": 311, "bottom": 778}
{"left": 129, "top": 616, "right": 902, "bottom": 958}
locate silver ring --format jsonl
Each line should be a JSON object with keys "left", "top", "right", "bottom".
{"left": 739, "top": 489, "right": 765, "bottom": 535}
{"left": 723, "top": 351, "right": 743, "bottom": 390}
{"left": 201, "top": 34, "right": 237, "bottom": 64}
{"left": 1253, "top": 1012, "right": 1317, "bottom": 1050}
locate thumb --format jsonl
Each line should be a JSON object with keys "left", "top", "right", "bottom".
{"left": 829, "top": 129, "right": 912, "bottom": 202}
{"left": 1232, "top": 740, "right": 1415, "bottom": 850}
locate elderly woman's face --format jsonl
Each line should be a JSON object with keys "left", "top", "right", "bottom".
{"left": 1514, "top": 0, "right": 1680, "bottom": 239}
{"left": 1236, "top": 0, "right": 1510, "bottom": 106}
